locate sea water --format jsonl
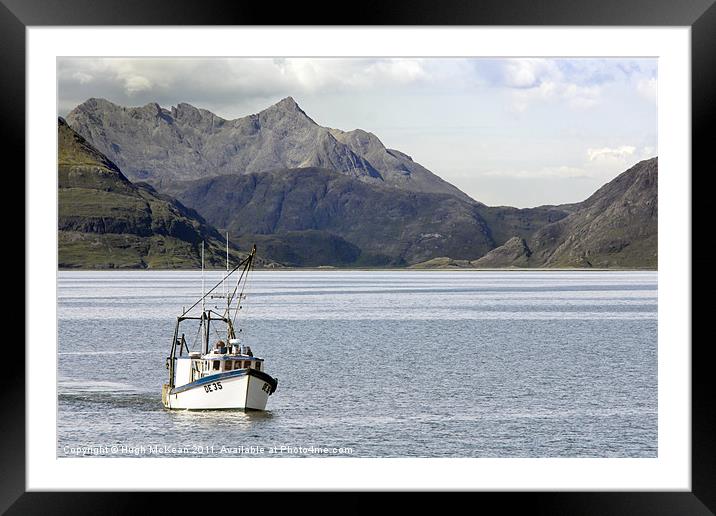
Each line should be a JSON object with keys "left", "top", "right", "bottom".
{"left": 57, "top": 270, "right": 657, "bottom": 458}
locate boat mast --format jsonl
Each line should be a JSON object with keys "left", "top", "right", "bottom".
{"left": 174, "top": 246, "right": 257, "bottom": 355}
{"left": 226, "top": 232, "right": 230, "bottom": 314}
{"left": 201, "top": 241, "right": 209, "bottom": 355}
{"left": 201, "top": 241, "right": 205, "bottom": 314}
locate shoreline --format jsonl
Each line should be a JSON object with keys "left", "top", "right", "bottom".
{"left": 58, "top": 267, "right": 658, "bottom": 272}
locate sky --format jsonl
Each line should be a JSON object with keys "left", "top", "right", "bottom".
{"left": 57, "top": 57, "right": 657, "bottom": 208}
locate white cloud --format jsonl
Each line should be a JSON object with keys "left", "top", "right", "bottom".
{"left": 501, "top": 59, "right": 558, "bottom": 88}
{"left": 57, "top": 57, "right": 657, "bottom": 119}
{"left": 641, "top": 146, "right": 657, "bottom": 158}
{"left": 123, "top": 75, "right": 152, "bottom": 95}
{"left": 563, "top": 83, "right": 601, "bottom": 108}
{"left": 587, "top": 146, "right": 636, "bottom": 161}
{"left": 58, "top": 58, "right": 442, "bottom": 117}
{"left": 509, "top": 79, "right": 601, "bottom": 112}
{"left": 276, "top": 58, "right": 431, "bottom": 92}
{"left": 72, "top": 71, "right": 93, "bottom": 84}
{"left": 637, "top": 77, "right": 657, "bottom": 103}
{"left": 495, "top": 58, "right": 656, "bottom": 112}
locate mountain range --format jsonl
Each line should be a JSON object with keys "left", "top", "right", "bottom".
{"left": 414, "top": 157, "right": 657, "bottom": 269}
{"left": 59, "top": 97, "right": 658, "bottom": 269}
{"left": 66, "top": 96, "right": 472, "bottom": 202}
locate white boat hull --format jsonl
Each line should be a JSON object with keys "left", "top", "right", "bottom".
{"left": 162, "top": 369, "right": 277, "bottom": 410}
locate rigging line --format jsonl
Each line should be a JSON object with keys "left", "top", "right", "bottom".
{"left": 231, "top": 270, "right": 248, "bottom": 327}
{"left": 231, "top": 280, "right": 246, "bottom": 328}
{"left": 224, "top": 249, "right": 253, "bottom": 320}
{"left": 230, "top": 263, "right": 247, "bottom": 325}
{"left": 223, "top": 263, "right": 247, "bottom": 319}
{"left": 232, "top": 252, "right": 254, "bottom": 329}
{"left": 222, "top": 247, "right": 255, "bottom": 318}
{"left": 183, "top": 252, "right": 252, "bottom": 316}
{"left": 241, "top": 257, "right": 254, "bottom": 339}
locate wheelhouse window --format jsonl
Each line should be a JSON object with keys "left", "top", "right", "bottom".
{"left": 235, "top": 361, "right": 243, "bottom": 370}
{"left": 255, "top": 362, "right": 261, "bottom": 371}
{"left": 225, "top": 361, "right": 233, "bottom": 371}
{"left": 212, "top": 361, "right": 220, "bottom": 371}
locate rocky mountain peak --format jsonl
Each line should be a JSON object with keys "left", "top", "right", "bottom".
{"left": 330, "top": 128, "right": 385, "bottom": 155}
{"left": 84, "top": 97, "right": 114, "bottom": 109}
{"left": 171, "top": 102, "right": 200, "bottom": 119}
{"left": 274, "top": 96, "right": 305, "bottom": 112}
{"left": 72, "top": 98, "right": 119, "bottom": 117}
{"left": 170, "top": 102, "right": 221, "bottom": 126}
{"left": 277, "top": 95, "right": 298, "bottom": 108}
{"left": 259, "top": 96, "right": 315, "bottom": 125}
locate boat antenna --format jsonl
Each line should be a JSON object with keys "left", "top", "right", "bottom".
{"left": 226, "top": 232, "right": 230, "bottom": 313}
{"left": 201, "top": 241, "right": 205, "bottom": 313}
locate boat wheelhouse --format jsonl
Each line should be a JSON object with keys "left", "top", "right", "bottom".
{"left": 162, "top": 244, "right": 278, "bottom": 410}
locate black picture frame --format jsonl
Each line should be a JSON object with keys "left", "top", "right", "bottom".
{"left": 5, "top": 0, "right": 713, "bottom": 513}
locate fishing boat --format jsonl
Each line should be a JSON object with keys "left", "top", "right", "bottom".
{"left": 162, "top": 243, "right": 278, "bottom": 410}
